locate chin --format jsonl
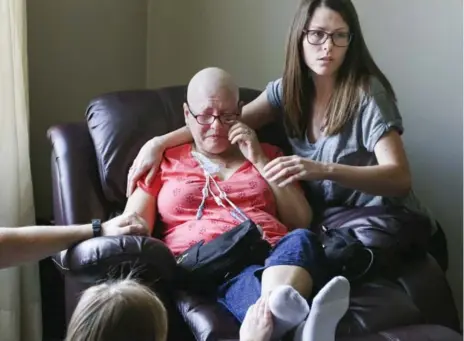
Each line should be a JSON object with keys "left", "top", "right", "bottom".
{"left": 203, "top": 140, "right": 231, "bottom": 154}
{"left": 311, "top": 66, "right": 337, "bottom": 77}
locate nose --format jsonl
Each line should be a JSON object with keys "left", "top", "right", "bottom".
{"left": 210, "top": 116, "right": 223, "bottom": 129}
{"left": 323, "top": 36, "right": 334, "bottom": 51}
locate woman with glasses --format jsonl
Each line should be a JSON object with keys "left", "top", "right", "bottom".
{"left": 127, "top": 0, "right": 445, "bottom": 271}
{"left": 124, "top": 67, "right": 351, "bottom": 341}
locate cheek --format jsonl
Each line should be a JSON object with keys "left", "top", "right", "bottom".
{"left": 189, "top": 124, "right": 204, "bottom": 141}
{"left": 197, "top": 126, "right": 210, "bottom": 139}
{"left": 333, "top": 48, "right": 348, "bottom": 67}
{"left": 303, "top": 43, "right": 320, "bottom": 67}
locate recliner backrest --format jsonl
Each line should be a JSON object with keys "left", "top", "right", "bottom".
{"left": 85, "top": 86, "right": 290, "bottom": 213}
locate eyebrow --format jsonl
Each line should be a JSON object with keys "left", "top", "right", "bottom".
{"left": 309, "top": 26, "right": 348, "bottom": 32}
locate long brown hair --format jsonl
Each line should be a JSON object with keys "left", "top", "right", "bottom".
{"left": 65, "top": 279, "right": 168, "bottom": 341}
{"left": 282, "top": 0, "right": 396, "bottom": 138}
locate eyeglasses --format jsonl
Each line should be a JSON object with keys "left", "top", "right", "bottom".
{"left": 186, "top": 102, "right": 240, "bottom": 125}
{"left": 303, "top": 29, "right": 352, "bottom": 47}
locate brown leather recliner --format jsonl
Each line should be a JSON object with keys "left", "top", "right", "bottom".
{"left": 48, "top": 86, "right": 462, "bottom": 341}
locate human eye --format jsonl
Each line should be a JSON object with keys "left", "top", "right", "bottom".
{"left": 310, "top": 30, "right": 326, "bottom": 39}
{"left": 197, "top": 114, "right": 214, "bottom": 124}
{"left": 222, "top": 114, "right": 238, "bottom": 124}
{"left": 335, "top": 32, "right": 350, "bottom": 39}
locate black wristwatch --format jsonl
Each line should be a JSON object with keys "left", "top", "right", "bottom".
{"left": 91, "top": 219, "right": 102, "bottom": 237}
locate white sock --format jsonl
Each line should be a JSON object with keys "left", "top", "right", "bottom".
{"left": 293, "top": 276, "right": 350, "bottom": 341}
{"left": 267, "top": 285, "right": 310, "bottom": 340}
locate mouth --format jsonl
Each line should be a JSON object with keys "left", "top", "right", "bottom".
{"left": 319, "top": 56, "right": 334, "bottom": 62}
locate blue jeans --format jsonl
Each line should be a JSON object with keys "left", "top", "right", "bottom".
{"left": 216, "top": 228, "right": 329, "bottom": 322}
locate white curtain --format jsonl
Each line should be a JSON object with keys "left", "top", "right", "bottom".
{"left": 0, "top": 1, "right": 42, "bottom": 340}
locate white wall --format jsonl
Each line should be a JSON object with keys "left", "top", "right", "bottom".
{"left": 147, "top": 0, "right": 463, "bottom": 320}
{"left": 27, "top": 0, "right": 148, "bottom": 218}
{"left": 146, "top": 0, "right": 300, "bottom": 89}
{"left": 352, "top": 0, "right": 463, "bottom": 321}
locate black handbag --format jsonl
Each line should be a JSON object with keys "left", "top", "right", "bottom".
{"left": 175, "top": 219, "right": 271, "bottom": 294}
{"left": 319, "top": 225, "right": 374, "bottom": 282}
{"left": 318, "top": 205, "right": 432, "bottom": 282}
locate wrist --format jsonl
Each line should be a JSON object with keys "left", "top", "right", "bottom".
{"left": 253, "top": 153, "right": 269, "bottom": 170}
{"left": 321, "top": 162, "right": 335, "bottom": 180}
{"left": 152, "top": 135, "right": 167, "bottom": 149}
{"left": 75, "top": 224, "right": 93, "bottom": 240}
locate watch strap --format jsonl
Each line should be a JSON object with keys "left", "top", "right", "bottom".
{"left": 91, "top": 219, "right": 102, "bottom": 237}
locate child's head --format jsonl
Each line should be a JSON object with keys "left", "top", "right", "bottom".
{"left": 65, "top": 278, "right": 168, "bottom": 341}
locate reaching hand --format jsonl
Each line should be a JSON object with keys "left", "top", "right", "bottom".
{"left": 262, "top": 155, "right": 325, "bottom": 187}
{"left": 102, "top": 212, "right": 149, "bottom": 237}
{"left": 239, "top": 297, "right": 274, "bottom": 341}
{"left": 228, "top": 122, "right": 265, "bottom": 165}
{"left": 126, "top": 138, "right": 165, "bottom": 197}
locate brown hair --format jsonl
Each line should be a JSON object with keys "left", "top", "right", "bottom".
{"left": 282, "top": 0, "right": 396, "bottom": 138}
{"left": 65, "top": 279, "right": 168, "bottom": 341}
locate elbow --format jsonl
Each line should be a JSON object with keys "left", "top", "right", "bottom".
{"left": 286, "top": 204, "right": 313, "bottom": 230}
{"left": 299, "top": 204, "right": 313, "bottom": 228}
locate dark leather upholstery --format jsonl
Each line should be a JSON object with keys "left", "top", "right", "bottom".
{"left": 48, "top": 87, "right": 462, "bottom": 341}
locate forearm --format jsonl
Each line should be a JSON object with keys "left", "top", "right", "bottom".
{"left": 0, "top": 224, "right": 92, "bottom": 269}
{"left": 240, "top": 90, "right": 276, "bottom": 130}
{"left": 124, "top": 188, "right": 157, "bottom": 235}
{"left": 323, "top": 163, "right": 411, "bottom": 197}
{"left": 255, "top": 158, "right": 312, "bottom": 229}
{"left": 156, "top": 126, "right": 193, "bottom": 149}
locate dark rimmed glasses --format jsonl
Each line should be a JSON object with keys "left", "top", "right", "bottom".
{"left": 186, "top": 102, "right": 240, "bottom": 125}
{"left": 303, "top": 29, "right": 352, "bottom": 47}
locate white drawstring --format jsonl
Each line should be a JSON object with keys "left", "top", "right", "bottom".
{"left": 193, "top": 151, "right": 248, "bottom": 222}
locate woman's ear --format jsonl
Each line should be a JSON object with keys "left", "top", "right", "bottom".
{"left": 238, "top": 100, "right": 244, "bottom": 116}
{"left": 183, "top": 102, "right": 189, "bottom": 125}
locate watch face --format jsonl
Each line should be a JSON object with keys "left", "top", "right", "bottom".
{"left": 92, "top": 219, "right": 102, "bottom": 237}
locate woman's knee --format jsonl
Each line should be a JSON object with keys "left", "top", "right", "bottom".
{"left": 287, "top": 228, "right": 318, "bottom": 240}
{"left": 285, "top": 228, "right": 323, "bottom": 251}
{"left": 268, "top": 228, "right": 329, "bottom": 290}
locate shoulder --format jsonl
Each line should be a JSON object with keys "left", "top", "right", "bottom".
{"left": 357, "top": 77, "right": 404, "bottom": 151}
{"left": 358, "top": 77, "right": 402, "bottom": 122}
{"left": 260, "top": 143, "right": 284, "bottom": 160}
{"left": 265, "top": 78, "right": 283, "bottom": 109}
{"left": 164, "top": 144, "right": 191, "bottom": 159}
{"left": 366, "top": 76, "right": 390, "bottom": 96}
{"left": 161, "top": 144, "right": 195, "bottom": 170}
{"left": 359, "top": 76, "right": 398, "bottom": 109}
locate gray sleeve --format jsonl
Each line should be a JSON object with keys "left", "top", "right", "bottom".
{"left": 361, "top": 88, "right": 404, "bottom": 152}
{"left": 265, "top": 78, "right": 283, "bottom": 109}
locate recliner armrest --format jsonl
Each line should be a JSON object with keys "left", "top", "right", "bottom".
{"left": 48, "top": 122, "right": 108, "bottom": 225}
{"left": 53, "top": 235, "right": 178, "bottom": 285}
{"left": 396, "top": 254, "right": 461, "bottom": 332}
{"left": 176, "top": 291, "right": 240, "bottom": 341}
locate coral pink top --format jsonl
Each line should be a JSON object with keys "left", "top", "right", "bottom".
{"left": 138, "top": 143, "right": 289, "bottom": 256}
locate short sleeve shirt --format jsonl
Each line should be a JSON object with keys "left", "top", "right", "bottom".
{"left": 266, "top": 77, "right": 435, "bottom": 229}
{"left": 138, "top": 143, "right": 289, "bottom": 255}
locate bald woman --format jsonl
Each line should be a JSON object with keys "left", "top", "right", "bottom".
{"left": 122, "top": 67, "right": 350, "bottom": 341}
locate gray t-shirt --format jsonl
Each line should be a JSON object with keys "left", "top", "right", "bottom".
{"left": 266, "top": 77, "right": 436, "bottom": 232}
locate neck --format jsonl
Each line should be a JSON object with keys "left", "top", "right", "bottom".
{"left": 193, "top": 144, "right": 241, "bottom": 163}
{"left": 312, "top": 74, "right": 335, "bottom": 101}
